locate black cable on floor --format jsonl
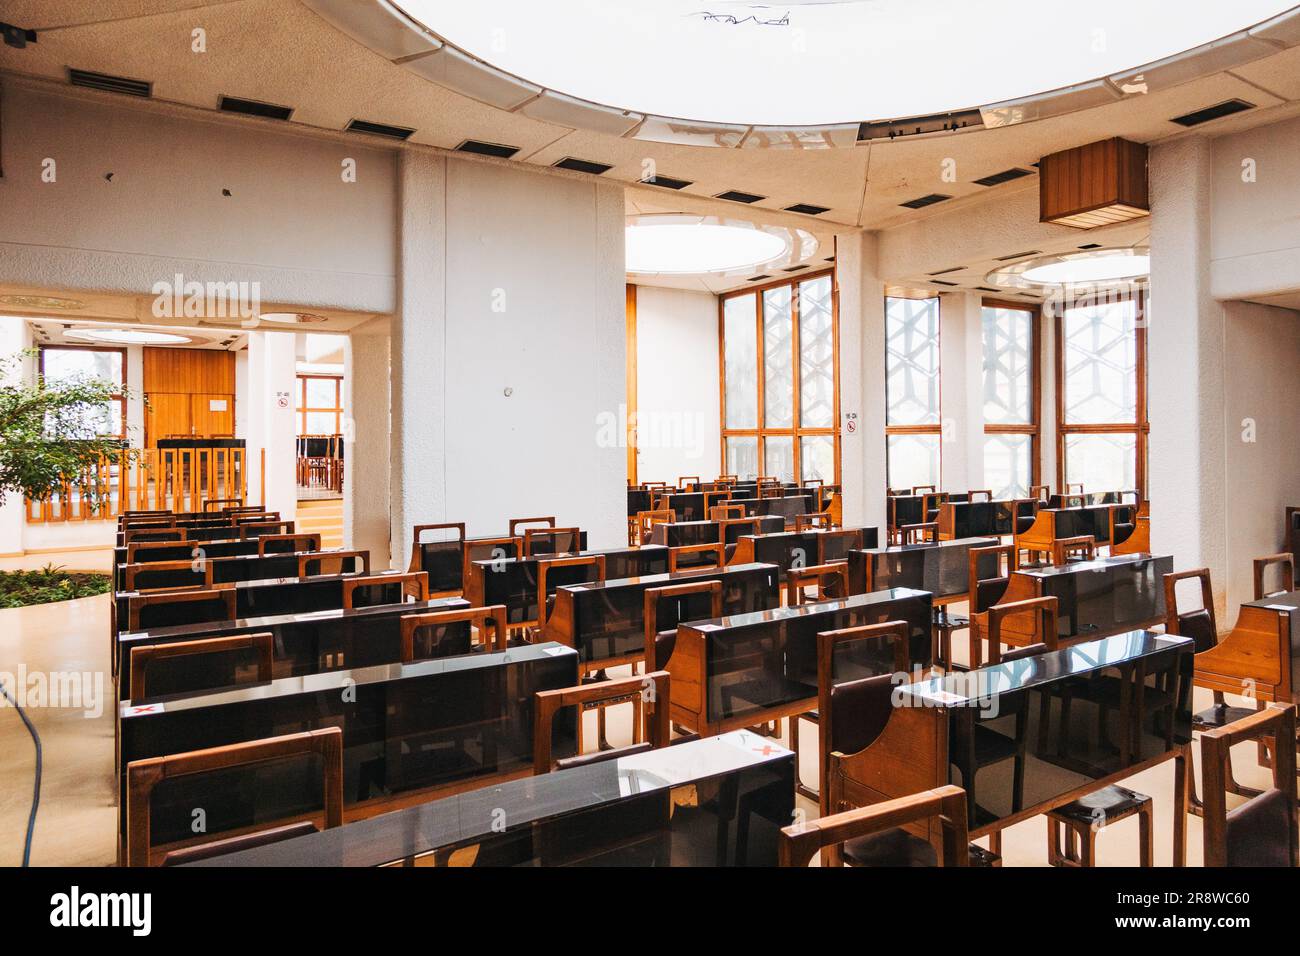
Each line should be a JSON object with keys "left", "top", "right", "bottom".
{"left": 0, "top": 681, "right": 41, "bottom": 866}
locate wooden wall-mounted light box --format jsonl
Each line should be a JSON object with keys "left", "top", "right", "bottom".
{"left": 1039, "top": 137, "right": 1149, "bottom": 229}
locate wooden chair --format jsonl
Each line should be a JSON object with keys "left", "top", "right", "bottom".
{"left": 127, "top": 588, "right": 238, "bottom": 632}
{"left": 668, "top": 542, "right": 723, "bottom": 572}
{"left": 524, "top": 526, "right": 582, "bottom": 557}
{"left": 710, "top": 504, "right": 746, "bottom": 521}
{"left": 1051, "top": 534, "right": 1096, "bottom": 566}
{"left": 780, "top": 786, "right": 969, "bottom": 868}
{"left": 532, "top": 672, "right": 671, "bottom": 774}
{"left": 125, "top": 727, "right": 343, "bottom": 867}
{"left": 258, "top": 533, "right": 321, "bottom": 555}
{"left": 297, "top": 549, "right": 370, "bottom": 578}
{"left": 795, "top": 512, "right": 832, "bottom": 531}
{"left": 643, "top": 581, "right": 723, "bottom": 674}
{"left": 1029, "top": 484, "right": 1050, "bottom": 504}
{"left": 122, "top": 516, "right": 177, "bottom": 530}
{"left": 962, "top": 544, "right": 1018, "bottom": 670}
{"left": 678, "top": 476, "right": 701, "bottom": 492}
{"left": 509, "top": 515, "right": 555, "bottom": 538}
{"left": 399, "top": 605, "right": 509, "bottom": 661}
{"left": 911, "top": 485, "right": 936, "bottom": 495}
{"left": 967, "top": 489, "right": 993, "bottom": 503}
{"left": 1253, "top": 554, "right": 1295, "bottom": 601}
{"left": 124, "top": 560, "right": 209, "bottom": 592}
{"left": 128, "top": 632, "right": 273, "bottom": 701}
{"left": 340, "top": 571, "right": 428, "bottom": 610}
{"left": 1201, "top": 704, "right": 1298, "bottom": 867}
{"left": 406, "top": 521, "right": 465, "bottom": 578}
{"left": 203, "top": 498, "right": 243, "bottom": 512}
{"left": 123, "top": 528, "right": 186, "bottom": 545}
{"left": 460, "top": 535, "right": 521, "bottom": 595}
{"left": 901, "top": 522, "right": 937, "bottom": 545}
{"left": 1047, "top": 785, "right": 1153, "bottom": 867}
{"left": 240, "top": 520, "right": 295, "bottom": 539}
{"left": 785, "top": 562, "right": 849, "bottom": 608}
{"left": 1064, "top": 483, "right": 1084, "bottom": 495}
{"left": 535, "top": 555, "right": 606, "bottom": 632}
{"left": 703, "top": 489, "right": 732, "bottom": 514}
{"left": 636, "top": 509, "right": 674, "bottom": 545}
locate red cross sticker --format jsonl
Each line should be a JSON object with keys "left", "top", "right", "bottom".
{"left": 127, "top": 704, "right": 162, "bottom": 715}
{"left": 751, "top": 744, "right": 780, "bottom": 756}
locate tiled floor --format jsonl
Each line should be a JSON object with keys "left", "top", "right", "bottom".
{"left": 0, "top": 591, "right": 1276, "bottom": 867}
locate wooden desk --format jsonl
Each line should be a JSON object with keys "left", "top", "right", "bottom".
{"left": 727, "top": 527, "right": 876, "bottom": 581}
{"left": 847, "top": 537, "right": 1000, "bottom": 604}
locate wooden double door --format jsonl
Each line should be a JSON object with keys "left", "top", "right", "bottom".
{"left": 143, "top": 347, "right": 236, "bottom": 446}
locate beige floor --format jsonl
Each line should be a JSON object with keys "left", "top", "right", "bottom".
{"left": 0, "top": 590, "right": 1276, "bottom": 867}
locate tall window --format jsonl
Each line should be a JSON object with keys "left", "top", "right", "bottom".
{"left": 1056, "top": 292, "right": 1147, "bottom": 496}
{"left": 39, "top": 346, "right": 126, "bottom": 439}
{"left": 885, "top": 296, "right": 941, "bottom": 491}
{"left": 296, "top": 375, "right": 343, "bottom": 435}
{"left": 981, "top": 302, "right": 1039, "bottom": 498}
{"left": 719, "top": 272, "right": 839, "bottom": 483}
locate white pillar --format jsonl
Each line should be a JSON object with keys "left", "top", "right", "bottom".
{"left": 1039, "top": 313, "right": 1058, "bottom": 494}
{"left": 344, "top": 319, "right": 392, "bottom": 567}
{"left": 0, "top": 317, "right": 33, "bottom": 556}
{"left": 124, "top": 345, "right": 145, "bottom": 449}
{"left": 245, "top": 330, "right": 298, "bottom": 521}
{"left": 939, "top": 291, "right": 985, "bottom": 492}
{"left": 836, "top": 231, "right": 887, "bottom": 533}
{"left": 1147, "top": 135, "right": 1228, "bottom": 617}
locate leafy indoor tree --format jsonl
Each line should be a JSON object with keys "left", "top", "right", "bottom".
{"left": 0, "top": 350, "right": 139, "bottom": 513}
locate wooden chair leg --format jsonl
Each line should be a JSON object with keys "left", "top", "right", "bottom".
{"left": 1138, "top": 801, "right": 1153, "bottom": 867}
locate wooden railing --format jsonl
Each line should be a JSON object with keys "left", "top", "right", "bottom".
{"left": 25, "top": 446, "right": 255, "bottom": 523}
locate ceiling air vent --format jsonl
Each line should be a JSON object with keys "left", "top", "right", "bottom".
{"left": 931, "top": 279, "right": 959, "bottom": 287}
{"left": 219, "top": 95, "right": 293, "bottom": 121}
{"left": 781, "top": 265, "right": 810, "bottom": 273}
{"left": 973, "top": 167, "right": 1034, "bottom": 187}
{"left": 1171, "top": 99, "right": 1254, "bottom": 128}
{"left": 69, "top": 69, "right": 151, "bottom": 98}
{"left": 456, "top": 139, "right": 520, "bottom": 159}
{"left": 641, "top": 174, "right": 692, "bottom": 190}
{"left": 553, "top": 157, "right": 613, "bottom": 175}
{"left": 784, "top": 203, "right": 830, "bottom": 215}
{"left": 995, "top": 250, "right": 1042, "bottom": 262}
{"left": 715, "top": 189, "right": 766, "bottom": 204}
{"left": 747, "top": 275, "right": 772, "bottom": 282}
{"left": 1078, "top": 243, "right": 1103, "bottom": 250}
{"left": 346, "top": 119, "right": 415, "bottom": 140}
{"left": 899, "top": 193, "right": 951, "bottom": 210}
{"left": 975, "top": 286, "right": 1001, "bottom": 293}
{"left": 927, "top": 266, "right": 963, "bottom": 276}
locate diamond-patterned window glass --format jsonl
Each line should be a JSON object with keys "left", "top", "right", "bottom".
{"left": 983, "top": 433, "right": 1032, "bottom": 500}
{"left": 764, "top": 435, "right": 795, "bottom": 482}
{"left": 800, "top": 435, "right": 835, "bottom": 483}
{"left": 886, "top": 297, "right": 940, "bottom": 426}
{"left": 723, "top": 294, "right": 758, "bottom": 429}
{"left": 799, "top": 276, "right": 835, "bottom": 428}
{"left": 726, "top": 436, "right": 759, "bottom": 480}
{"left": 981, "top": 307, "right": 1032, "bottom": 425}
{"left": 1062, "top": 298, "right": 1137, "bottom": 424}
{"left": 763, "top": 285, "right": 794, "bottom": 428}
{"left": 1064, "top": 433, "right": 1136, "bottom": 491}
{"left": 887, "top": 433, "right": 940, "bottom": 490}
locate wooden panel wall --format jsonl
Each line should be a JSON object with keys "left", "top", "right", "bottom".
{"left": 143, "top": 347, "right": 237, "bottom": 446}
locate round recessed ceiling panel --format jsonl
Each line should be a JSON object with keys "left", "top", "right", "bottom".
{"left": 986, "top": 247, "right": 1150, "bottom": 291}
{"left": 66, "top": 328, "right": 193, "bottom": 345}
{"left": 389, "top": 0, "right": 1296, "bottom": 127}
{"left": 625, "top": 214, "right": 815, "bottom": 275}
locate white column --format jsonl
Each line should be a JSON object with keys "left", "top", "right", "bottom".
{"left": 0, "top": 317, "right": 33, "bottom": 556}
{"left": 1039, "top": 313, "right": 1058, "bottom": 494}
{"left": 244, "top": 330, "right": 298, "bottom": 521}
{"left": 1147, "top": 135, "right": 1228, "bottom": 617}
{"left": 124, "top": 345, "right": 145, "bottom": 449}
{"left": 939, "top": 291, "right": 985, "bottom": 492}
{"left": 344, "top": 319, "right": 393, "bottom": 566}
{"left": 836, "top": 231, "right": 887, "bottom": 533}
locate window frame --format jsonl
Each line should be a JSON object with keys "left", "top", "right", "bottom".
{"left": 38, "top": 344, "right": 128, "bottom": 440}
{"left": 296, "top": 373, "right": 343, "bottom": 436}
{"left": 1054, "top": 288, "right": 1149, "bottom": 499}
{"left": 980, "top": 298, "right": 1042, "bottom": 496}
{"left": 884, "top": 294, "right": 943, "bottom": 493}
{"left": 718, "top": 269, "right": 840, "bottom": 484}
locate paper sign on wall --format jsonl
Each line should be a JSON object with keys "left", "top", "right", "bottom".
{"left": 209, "top": 399, "right": 228, "bottom": 411}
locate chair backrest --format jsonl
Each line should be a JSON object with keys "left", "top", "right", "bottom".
{"left": 785, "top": 562, "right": 849, "bottom": 607}
{"left": 523, "top": 526, "right": 582, "bottom": 557}
{"left": 125, "top": 560, "right": 210, "bottom": 592}
{"left": 536, "top": 555, "right": 606, "bottom": 626}
{"left": 1163, "top": 568, "right": 1218, "bottom": 653}
{"left": 911, "top": 485, "right": 936, "bottom": 495}
{"left": 128, "top": 632, "right": 273, "bottom": 701}
{"left": 1253, "top": 553, "right": 1295, "bottom": 601}
{"left": 258, "top": 533, "right": 322, "bottom": 555}
{"left": 678, "top": 476, "right": 701, "bottom": 491}
{"left": 984, "top": 596, "right": 1060, "bottom": 665}
{"left": 1201, "top": 704, "right": 1298, "bottom": 867}
{"left": 668, "top": 542, "right": 724, "bottom": 572}
{"left": 1064, "top": 482, "right": 1084, "bottom": 495}
{"left": 125, "top": 727, "right": 343, "bottom": 867}
{"left": 340, "top": 571, "right": 429, "bottom": 610}
{"left": 509, "top": 515, "right": 556, "bottom": 537}
{"left": 1028, "top": 484, "right": 1050, "bottom": 503}
{"left": 203, "top": 497, "right": 244, "bottom": 512}
{"left": 128, "top": 588, "right": 238, "bottom": 632}
{"left": 779, "top": 785, "right": 969, "bottom": 868}
{"left": 710, "top": 504, "right": 746, "bottom": 521}
{"left": 901, "top": 522, "right": 937, "bottom": 545}
{"left": 795, "top": 512, "right": 832, "bottom": 531}
{"left": 643, "top": 580, "right": 723, "bottom": 672}
{"left": 399, "top": 604, "right": 510, "bottom": 661}
{"left": 124, "top": 528, "right": 187, "bottom": 545}
{"left": 240, "top": 520, "right": 295, "bottom": 539}
{"left": 1051, "top": 534, "right": 1096, "bottom": 566}
{"left": 533, "top": 672, "right": 670, "bottom": 774}
{"left": 298, "top": 550, "right": 370, "bottom": 578}
{"left": 122, "top": 516, "right": 177, "bottom": 530}
{"left": 407, "top": 521, "right": 465, "bottom": 574}
{"left": 968, "top": 544, "right": 1015, "bottom": 613}
{"left": 967, "top": 489, "right": 993, "bottom": 503}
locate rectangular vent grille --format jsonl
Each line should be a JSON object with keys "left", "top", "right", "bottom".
{"left": 553, "top": 157, "right": 613, "bottom": 175}
{"left": 931, "top": 279, "right": 959, "bottom": 287}
{"left": 784, "top": 203, "right": 830, "bottom": 215}
{"left": 219, "top": 95, "right": 293, "bottom": 121}
{"left": 1171, "top": 99, "right": 1254, "bottom": 127}
{"left": 899, "top": 193, "right": 951, "bottom": 209}
{"left": 346, "top": 119, "right": 415, "bottom": 140}
{"left": 973, "top": 167, "right": 1034, "bottom": 187}
{"left": 641, "top": 174, "right": 692, "bottom": 190}
{"left": 927, "top": 266, "right": 963, "bottom": 276}
{"left": 1077, "top": 243, "right": 1102, "bottom": 250}
{"left": 994, "top": 250, "right": 1042, "bottom": 262}
{"left": 716, "top": 189, "right": 766, "bottom": 204}
{"left": 781, "top": 265, "right": 810, "bottom": 273}
{"left": 747, "top": 275, "right": 772, "bottom": 282}
{"left": 69, "top": 69, "right": 151, "bottom": 98}
{"left": 975, "top": 287, "right": 1002, "bottom": 293}
{"left": 456, "top": 139, "right": 520, "bottom": 159}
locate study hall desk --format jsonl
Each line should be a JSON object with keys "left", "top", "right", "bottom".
{"left": 187, "top": 731, "right": 795, "bottom": 866}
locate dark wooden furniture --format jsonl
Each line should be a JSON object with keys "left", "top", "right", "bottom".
{"left": 780, "top": 786, "right": 969, "bottom": 868}
{"left": 399, "top": 605, "right": 509, "bottom": 661}
{"left": 727, "top": 527, "right": 875, "bottom": 581}
{"left": 1016, "top": 504, "right": 1140, "bottom": 563}
{"left": 1046, "top": 785, "right": 1152, "bottom": 867}
{"left": 128, "top": 632, "right": 273, "bottom": 701}
{"left": 532, "top": 671, "right": 671, "bottom": 774}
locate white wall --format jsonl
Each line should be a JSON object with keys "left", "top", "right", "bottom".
{"left": 633, "top": 285, "right": 720, "bottom": 484}
{"left": 1222, "top": 300, "right": 1300, "bottom": 613}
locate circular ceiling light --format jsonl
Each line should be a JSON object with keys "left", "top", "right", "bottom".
{"left": 393, "top": 0, "right": 1293, "bottom": 128}
{"left": 66, "top": 328, "right": 193, "bottom": 345}
{"left": 257, "top": 311, "right": 329, "bottom": 324}
{"left": 986, "top": 248, "right": 1149, "bottom": 290}
{"left": 625, "top": 215, "right": 812, "bottom": 276}
{"left": 0, "top": 294, "right": 86, "bottom": 311}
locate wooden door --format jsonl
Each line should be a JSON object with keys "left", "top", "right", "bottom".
{"left": 145, "top": 393, "right": 192, "bottom": 447}
{"left": 191, "top": 394, "right": 235, "bottom": 438}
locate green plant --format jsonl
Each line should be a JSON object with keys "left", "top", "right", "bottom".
{"left": 0, "top": 349, "right": 140, "bottom": 512}
{"left": 0, "top": 564, "right": 112, "bottom": 609}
